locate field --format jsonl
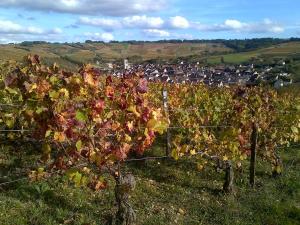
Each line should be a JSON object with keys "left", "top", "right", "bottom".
{"left": 203, "top": 41, "right": 300, "bottom": 81}
{"left": 2, "top": 41, "right": 300, "bottom": 66}
{"left": 2, "top": 41, "right": 300, "bottom": 81}
{"left": 0, "top": 42, "right": 231, "bottom": 69}
{"left": 206, "top": 42, "right": 300, "bottom": 64}
{"left": 0, "top": 141, "right": 299, "bottom": 225}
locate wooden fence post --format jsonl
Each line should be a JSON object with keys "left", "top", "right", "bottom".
{"left": 249, "top": 123, "right": 258, "bottom": 187}
{"left": 163, "top": 89, "right": 170, "bottom": 157}
{"left": 223, "top": 160, "right": 234, "bottom": 193}
{"left": 272, "top": 149, "right": 283, "bottom": 177}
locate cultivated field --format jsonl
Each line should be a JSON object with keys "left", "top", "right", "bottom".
{"left": 206, "top": 42, "right": 300, "bottom": 64}
{"left": 0, "top": 42, "right": 231, "bottom": 69}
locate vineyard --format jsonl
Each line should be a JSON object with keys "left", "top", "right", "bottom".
{"left": 0, "top": 56, "right": 299, "bottom": 225}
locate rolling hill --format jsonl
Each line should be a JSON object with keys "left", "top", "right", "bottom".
{"left": 0, "top": 42, "right": 232, "bottom": 70}
{"left": 1, "top": 40, "right": 300, "bottom": 82}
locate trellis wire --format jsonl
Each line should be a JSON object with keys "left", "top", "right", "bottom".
{"left": 0, "top": 177, "right": 28, "bottom": 186}
{"left": 1, "top": 143, "right": 298, "bottom": 187}
{"left": 0, "top": 162, "right": 88, "bottom": 187}
{"left": 0, "top": 129, "right": 31, "bottom": 132}
{"left": 0, "top": 124, "right": 297, "bottom": 133}
{"left": 0, "top": 103, "right": 298, "bottom": 113}
{"left": 0, "top": 89, "right": 298, "bottom": 185}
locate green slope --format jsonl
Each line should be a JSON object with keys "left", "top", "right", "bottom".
{"left": 0, "top": 42, "right": 232, "bottom": 70}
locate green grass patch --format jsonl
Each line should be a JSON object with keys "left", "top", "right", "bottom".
{"left": 0, "top": 142, "right": 299, "bottom": 225}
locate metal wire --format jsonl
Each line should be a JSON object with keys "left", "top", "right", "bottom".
{"left": 0, "top": 177, "right": 28, "bottom": 186}
{"left": 0, "top": 102, "right": 298, "bottom": 114}
{"left": 0, "top": 129, "right": 31, "bottom": 132}
{"left": 0, "top": 162, "right": 88, "bottom": 187}
{"left": 276, "top": 144, "right": 300, "bottom": 149}
{"left": 0, "top": 104, "right": 21, "bottom": 107}
{"left": 0, "top": 123, "right": 297, "bottom": 134}
{"left": 125, "top": 155, "right": 169, "bottom": 162}
{"left": 0, "top": 142, "right": 298, "bottom": 187}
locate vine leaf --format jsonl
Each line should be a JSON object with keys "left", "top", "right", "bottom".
{"left": 76, "top": 110, "right": 88, "bottom": 122}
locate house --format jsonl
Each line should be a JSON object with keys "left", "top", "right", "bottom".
{"left": 274, "top": 79, "right": 293, "bottom": 89}
{"left": 107, "top": 63, "right": 113, "bottom": 69}
{"left": 124, "top": 59, "right": 132, "bottom": 70}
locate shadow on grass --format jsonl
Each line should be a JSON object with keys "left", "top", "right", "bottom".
{"left": 0, "top": 179, "right": 115, "bottom": 225}
{"left": 126, "top": 157, "right": 227, "bottom": 196}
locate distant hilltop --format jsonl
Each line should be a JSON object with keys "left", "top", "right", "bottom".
{"left": 0, "top": 38, "right": 300, "bottom": 83}
{"left": 5, "top": 37, "right": 300, "bottom": 52}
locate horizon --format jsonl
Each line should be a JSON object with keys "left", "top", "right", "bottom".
{"left": 0, "top": 0, "right": 300, "bottom": 44}
{"left": 1, "top": 37, "right": 300, "bottom": 45}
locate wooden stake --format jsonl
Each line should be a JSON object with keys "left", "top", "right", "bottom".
{"left": 163, "top": 89, "right": 170, "bottom": 156}
{"left": 250, "top": 123, "right": 258, "bottom": 187}
{"left": 223, "top": 160, "right": 234, "bottom": 193}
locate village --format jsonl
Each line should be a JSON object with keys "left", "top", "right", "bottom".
{"left": 99, "top": 59, "right": 293, "bottom": 88}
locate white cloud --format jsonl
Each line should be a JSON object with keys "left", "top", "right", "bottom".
{"left": 84, "top": 32, "right": 114, "bottom": 42}
{"left": 123, "top": 15, "right": 164, "bottom": 29}
{"left": 0, "top": 19, "right": 63, "bottom": 35}
{"left": 0, "top": 33, "right": 64, "bottom": 44}
{"left": 143, "top": 29, "right": 170, "bottom": 38}
{"left": 79, "top": 17, "right": 121, "bottom": 31}
{"left": 0, "top": 0, "right": 167, "bottom": 16}
{"left": 51, "top": 27, "right": 63, "bottom": 34}
{"left": 78, "top": 15, "right": 192, "bottom": 30}
{"left": 78, "top": 15, "right": 164, "bottom": 30}
{"left": 77, "top": 16, "right": 284, "bottom": 39}
{"left": 268, "top": 26, "right": 284, "bottom": 33}
{"left": 168, "top": 16, "right": 190, "bottom": 29}
{"left": 0, "top": 19, "right": 64, "bottom": 43}
{"left": 173, "top": 33, "right": 194, "bottom": 39}
{"left": 0, "top": 19, "right": 40, "bottom": 34}
{"left": 143, "top": 29, "right": 193, "bottom": 40}
{"left": 193, "top": 19, "right": 284, "bottom": 33}
{"left": 0, "top": 38, "right": 11, "bottom": 44}
{"left": 224, "top": 19, "right": 244, "bottom": 29}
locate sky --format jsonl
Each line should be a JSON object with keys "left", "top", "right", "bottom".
{"left": 0, "top": 0, "right": 299, "bottom": 43}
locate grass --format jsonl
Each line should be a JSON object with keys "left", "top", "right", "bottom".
{"left": 206, "top": 41, "right": 300, "bottom": 65}
{"left": 0, "top": 42, "right": 231, "bottom": 69}
{"left": 0, "top": 139, "right": 299, "bottom": 225}
{"left": 207, "top": 52, "right": 258, "bottom": 64}
{"left": 204, "top": 42, "right": 300, "bottom": 81}
{"left": 2, "top": 41, "right": 300, "bottom": 69}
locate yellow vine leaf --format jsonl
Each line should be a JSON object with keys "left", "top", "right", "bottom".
{"left": 171, "top": 149, "right": 179, "bottom": 160}
{"left": 190, "top": 149, "right": 196, "bottom": 155}
{"left": 54, "top": 132, "right": 66, "bottom": 142}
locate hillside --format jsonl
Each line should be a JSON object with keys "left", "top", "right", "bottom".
{"left": 203, "top": 42, "right": 300, "bottom": 81}
{"left": 0, "top": 42, "right": 231, "bottom": 70}
{"left": 1, "top": 40, "right": 300, "bottom": 81}
{"left": 205, "top": 41, "right": 300, "bottom": 64}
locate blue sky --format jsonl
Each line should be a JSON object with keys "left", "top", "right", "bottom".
{"left": 0, "top": 0, "right": 299, "bottom": 43}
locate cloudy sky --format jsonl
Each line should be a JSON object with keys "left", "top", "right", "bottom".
{"left": 0, "top": 0, "right": 299, "bottom": 43}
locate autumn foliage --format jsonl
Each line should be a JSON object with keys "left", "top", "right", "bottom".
{"left": 0, "top": 55, "right": 169, "bottom": 186}
{"left": 0, "top": 55, "right": 299, "bottom": 187}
